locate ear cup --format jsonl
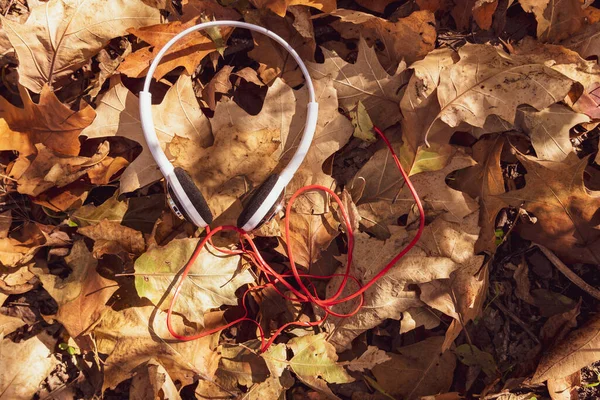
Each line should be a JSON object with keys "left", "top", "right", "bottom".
{"left": 172, "top": 167, "right": 213, "bottom": 224}
{"left": 237, "top": 174, "right": 280, "bottom": 229}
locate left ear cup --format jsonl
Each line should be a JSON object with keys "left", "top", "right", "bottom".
{"left": 168, "top": 167, "right": 213, "bottom": 225}
{"left": 237, "top": 174, "right": 281, "bottom": 230}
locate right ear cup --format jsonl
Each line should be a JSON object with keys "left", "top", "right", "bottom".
{"left": 168, "top": 167, "right": 213, "bottom": 225}
{"left": 237, "top": 174, "right": 281, "bottom": 230}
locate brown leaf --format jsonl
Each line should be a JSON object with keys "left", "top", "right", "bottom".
{"left": 532, "top": 312, "right": 600, "bottom": 383}
{"left": 246, "top": 7, "right": 316, "bottom": 87}
{"left": 308, "top": 37, "right": 408, "bottom": 130}
{"left": 94, "top": 306, "right": 222, "bottom": 390}
{"left": 346, "top": 346, "right": 391, "bottom": 372}
{"left": 472, "top": 0, "right": 499, "bottom": 30}
{"left": 498, "top": 153, "right": 600, "bottom": 264}
{"left": 517, "top": 104, "right": 589, "bottom": 162}
{"left": 561, "top": 22, "right": 600, "bottom": 62}
{"left": 129, "top": 359, "right": 182, "bottom": 400}
{"left": 0, "top": 313, "right": 25, "bottom": 335}
{"left": 330, "top": 9, "right": 436, "bottom": 68}
{"left": 1, "top": 0, "right": 160, "bottom": 93}
{"left": 355, "top": 0, "right": 398, "bottom": 13}
{"left": 452, "top": 135, "right": 506, "bottom": 254}
{"left": 519, "top": 0, "right": 585, "bottom": 42}
{"left": 371, "top": 337, "right": 456, "bottom": 400}
{"left": 88, "top": 43, "right": 133, "bottom": 99}
{"left": 0, "top": 222, "right": 47, "bottom": 268}
{"left": 79, "top": 219, "right": 145, "bottom": 258}
{"left": 81, "top": 75, "right": 211, "bottom": 193}
{"left": 216, "top": 342, "right": 269, "bottom": 390}
{"left": 0, "top": 332, "right": 58, "bottom": 400}
{"left": 249, "top": 0, "right": 335, "bottom": 17}
{"left": 118, "top": 17, "right": 233, "bottom": 80}
{"left": 0, "top": 85, "right": 96, "bottom": 156}
{"left": 540, "top": 300, "right": 581, "bottom": 347}
{"left": 202, "top": 65, "right": 234, "bottom": 111}
{"left": 547, "top": 371, "right": 581, "bottom": 400}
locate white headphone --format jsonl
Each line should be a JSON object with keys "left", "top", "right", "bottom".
{"left": 139, "top": 21, "right": 318, "bottom": 231}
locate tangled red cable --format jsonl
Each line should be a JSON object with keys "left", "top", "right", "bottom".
{"left": 166, "top": 126, "right": 425, "bottom": 352}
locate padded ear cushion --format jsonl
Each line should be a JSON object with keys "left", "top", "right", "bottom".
{"left": 173, "top": 167, "right": 213, "bottom": 224}
{"left": 237, "top": 174, "right": 279, "bottom": 229}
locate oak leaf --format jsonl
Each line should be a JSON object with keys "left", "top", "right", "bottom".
{"left": 118, "top": 17, "right": 234, "bottom": 80}
{"left": 371, "top": 337, "right": 456, "bottom": 400}
{"left": 0, "top": 85, "right": 96, "bottom": 156}
{"left": 307, "top": 37, "right": 408, "bottom": 130}
{"left": 498, "top": 153, "right": 600, "bottom": 264}
{"left": 134, "top": 238, "right": 253, "bottom": 325}
{"left": 81, "top": 75, "right": 211, "bottom": 193}
{"left": 1, "top": 0, "right": 160, "bottom": 93}
{"left": 532, "top": 312, "right": 600, "bottom": 383}
{"left": 249, "top": 0, "right": 335, "bottom": 17}
{"left": 0, "top": 332, "right": 58, "bottom": 400}
{"left": 93, "top": 306, "right": 222, "bottom": 390}
{"left": 519, "top": 0, "right": 585, "bottom": 43}
{"left": 330, "top": 10, "right": 436, "bottom": 68}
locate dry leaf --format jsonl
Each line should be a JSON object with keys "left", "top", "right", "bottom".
{"left": 517, "top": 104, "right": 590, "bottom": 162}
{"left": 371, "top": 336, "right": 456, "bottom": 400}
{"left": 134, "top": 238, "right": 253, "bottom": 325}
{"left": 1, "top": 0, "right": 160, "bottom": 92}
{"left": 346, "top": 346, "right": 391, "bottom": 372}
{"left": 249, "top": 0, "right": 335, "bottom": 17}
{"left": 0, "top": 313, "right": 25, "bottom": 335}
{"left": 561, "top": 22, "right": 600, "bottom": 61}
{"left": 547, "top": 371, "right": 581, "bottom": 400}
{"left": 399, "top": 306, "right": 441, "bottom": 334}
{"left": 330, "top": 9, "right": 436, "bottom": 68}
{"left": 308, "top": 37, "right": 408, "bottom": 131}
{"left": 0, "top": 85, "right": 96, "bottom": 156}
{"left": 0, "top": 332, "right": 58, "bottom": 400}
{"left": 81, "top": 75, "right": 211, "bottom": 193}
{"left": 498, "top": 153, "right": 600, "bottom": 264}
{"left": 217, "top": 342, "right": 269, "bottom": 390}
{"left": 0, "top": 222, "right": 48, "bottom": 268}
{"left": 129, "top": 359, "right": 182, "bottom": 400}
{"left": 519, "top": 0, "right": 585, "bottom": 42}
{"left": 532, "top": 312, "right": 600, "bottom": 383}
{"left": 94, "top": 306, "right": 222, "bottom": 390}
{"left": 202, "top": 65, "right": 234, "bottom": 111}
{"left": 119, "top": 17, "right": 234, "bottom": 80}
{"left": 79, "top": 219, "right": 145, "bottom": 258}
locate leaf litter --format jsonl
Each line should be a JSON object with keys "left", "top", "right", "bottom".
{"left": 1, "top": 0, "right": 600, "bottom": 399}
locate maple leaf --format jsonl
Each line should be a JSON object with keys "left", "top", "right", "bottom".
{"left": 134, "top": 238, "right": 253, "bottom": 325}
{"left": 498, "top": 153, "right": 600, "bottom": 264}
{"left": 330, "top": 9, "right": 436, "bottom": 68}
{"left": 307, "top": 37, "right": 408, "bottom": 130}
{"left": 0, "top": 85, "right": 96, "bottom": 156}
{"left": 81, "top": 75, "right": 211, "bottom": 193}
{"left": 372, "top": 337, "right": 456, "bottom": 400}
{"left": 1, "top": 0, "right": 161, "bottom": 93}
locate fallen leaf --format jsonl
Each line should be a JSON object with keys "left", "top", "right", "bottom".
{"left": 88, "top": 42, "right": 133, "bottom": 99}
{"left": 561, "top": 22, "right": 600, "bottom": 62}
{"left": 0, "top": 332, "right": 58, "bottom": 400}
{"left": 547, "top": 371, "right": 581, "bottom": 400}
{"left": 399, "top": 306, "right": 441, "bottom": 334}
{"left": 81, "top": 75, "right": 211, "bottom": 193}
{"left": 202, "top": 65, "right": 234, "bottom": 111}
{"left": 0, "top": 85, "right": 96, "bottom": 156}
{"left": 0, "top": 222, "right": 48, "bottom": 268}
{"left": 1, "top": 0, "right": 160, "bottom": 92}
{"left": 346, "top": 346, "right": 391, "bottom": 372}
{"left": 288, "top": 333, "right": 354, "bottom": 396}
{"left": 372, "top": 336, "right": 456, "bottom": 400}
{"left": 93, "top": 306, "right": 222, "bottom": 390}
{"left": 308, "top": 37, "right": 408, "bottom": 130}
{"left": 129, "top": 359, "right": 182, "bottom": 400}
{"left": 451, "top": 135, "right": 506, "bottom": 254}
{"left": 516, "top": 104, "right": 590, "bottom": 162}
{"left": 472, "top": 0, "right": 499, "bottom": 30}
{"left": 69, "top": 193, "right": 128, "bottom": 228}
{"left": 519, "top": 0, "right": 585, "bottom": 42}
{"left": 79, "top": 219, "right": 145, "bottom": 258}
{"left": 355, "top": 0, "right": 398, "bottom": 13}
{"left": 425, "top": 44, "right": 574, "bottom": 146}
{"left": 249, "top": 0, "right": 335, "bottom": 17}
{"left": 532, "top": 312, "right": 600, "bottom": 383}
{"left": 454, "top": 344, "right": 497, "bottom": 377}
{"left": 217, "top": 342, "right": 269, "bottom": 390}
{"left": 498, "top": 153, "right": 600, "bottom": 264}
{"left": 350, "top": 101, "right": 375, "bottom": 142}
{"left": 134, "top": 238, "right": 253, "bottom": 325}
{"left": 330, "top": 9, "right": 436, "bottom": 68}
{"left": 118, "top": 17, "right": 234, "bottom": 80}
{"left": 0, "top": 313, "right": 25, "bottom": 335}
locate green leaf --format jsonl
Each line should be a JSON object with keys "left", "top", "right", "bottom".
{"left": 350, "top": 101, "right": 376, "bottom": 142}
{"left": 134, "top": 238, "right": 254, "bottom": 325}
{"left": 455, "top": 344, "right": 497, "bottom": 377}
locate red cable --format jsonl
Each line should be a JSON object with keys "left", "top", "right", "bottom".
{"left": 166, "top": 126, "right": 425, "bottom": 352}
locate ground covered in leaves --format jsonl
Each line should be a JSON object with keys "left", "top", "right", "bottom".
{"left": 1, "top": 0, "right": 600, "bottom": 399}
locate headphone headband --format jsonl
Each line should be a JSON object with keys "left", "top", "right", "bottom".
{"left": 139, "top": 21, "right": 319, "bottom": 230}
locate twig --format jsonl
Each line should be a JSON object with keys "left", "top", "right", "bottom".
{"left": 536, "top": 244, "right": 600, "bottom": 301}
{"left": 492, "top": 299, "right": 540, "bottom": 344}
